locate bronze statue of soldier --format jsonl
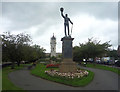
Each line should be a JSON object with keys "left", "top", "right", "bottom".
{"left": 60, "top": 7, "right": 73, "bottom": 37}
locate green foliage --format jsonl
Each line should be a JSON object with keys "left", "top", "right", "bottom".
{"left": 73, "top": 46, "right": 83, "bottom": 61}
{"left": 50, "top": 56, "right": 62, "bottom": 62}
{"left": 1, "top": 32, "right": 46, "bottom": 68}
{"left": 1, "top": 32, "right": 32, "bottom": 64}
{"left": 31, "top": 64, "right": 94, "bottom": 87}
{"left": 107, "top": 50, "right": 118, "bottom": 59}
{"left": 26, "top": 44, "right": 46, "bottom": 62}
{"left": 50, "top": 56, "right": 57, "bottom": 61}
{"left": 57, "top": 54, "right": 62, "bottom": 58}
{"left": 73, "top": 38, "right": 112, "bottom": 62}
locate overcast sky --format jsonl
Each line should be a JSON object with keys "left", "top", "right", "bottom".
{"left": 1, "top": 2, "right": 118, "bottom": 53}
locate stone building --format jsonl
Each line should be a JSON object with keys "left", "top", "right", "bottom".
{"left": 50, "top": 34, "right": 56, "bottom": 57}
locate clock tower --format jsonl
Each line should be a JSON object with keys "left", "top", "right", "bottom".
{"left": 50, "top": 34, "right": 56, "bottom": 57}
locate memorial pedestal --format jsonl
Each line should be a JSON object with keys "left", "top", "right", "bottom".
{"left": 59, "top": 37, "right": 77, "bottom": 73}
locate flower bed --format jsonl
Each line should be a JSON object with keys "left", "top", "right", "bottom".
{"left": 31, "top": 64, "right": 94, "bottom": 86}
{"left": 46, "top": 64, "right": 60, "bottom": 68}
{"left": 45, "top": 69, "right": 89, "bottom": 79}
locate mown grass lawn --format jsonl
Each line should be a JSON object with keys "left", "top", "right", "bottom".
{"left": 2, "top": 64, "right": 29, "bottom": 91}
{"left": 31, "top": 64, "right": 94, "bottom": 87}
{"left": 86, "top": 63, "right": 120, "bottom": 75}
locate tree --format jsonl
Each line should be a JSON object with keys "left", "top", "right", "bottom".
{"left": 1, "top": 32, "right": 32, "bottom": 68}
{"left": 118, "top": 45, "right": 120, "bottom": 57}
{"left": 30, "top": 44, "right": 46, "bottom": 62}
{"left": 73, "top": 46, "right": 83, "bottom": 61}
{"left": 73, "top": 38, "right": 112, "bottom": 64}
{"left": 1, "top": 32, "right": 46, "bottom": 68}
{"left": 107, "top": 49, "right": 118, "bottom": 59}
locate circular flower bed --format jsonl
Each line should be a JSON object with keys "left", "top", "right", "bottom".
{"left": 45, "top": 69, "right": 89, "bottom": 79}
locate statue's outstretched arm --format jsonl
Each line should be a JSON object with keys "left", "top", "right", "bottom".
{"left": 61, "top": 12, "right": 65, "bottom": 18}
{"left": 69, "top": 18, "right": 73, "bottom": 24}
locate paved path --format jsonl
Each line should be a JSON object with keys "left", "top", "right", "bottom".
{"left": 8, "top": 66, "right": 119, "bottom": 90}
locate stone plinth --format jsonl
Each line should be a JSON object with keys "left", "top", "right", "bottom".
{"left": 59, "top": 37, "right": 77, "bottom": 73}
{"left": 59, "top": 58, "right": 77, "bottom": 73}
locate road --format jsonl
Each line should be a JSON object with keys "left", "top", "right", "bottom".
{"left": 8, "top": 66, "right": 119, "bottom": 90}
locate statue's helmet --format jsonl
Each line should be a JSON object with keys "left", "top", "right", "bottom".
{"left": 60, "top": 7, "right": 64, "bottom": 12}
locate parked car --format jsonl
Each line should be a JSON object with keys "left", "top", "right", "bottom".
{"left": 115, "top": 60, "right": 120, "bottom": 67}
{"left": 101, "top": 57, "right": 115, "bottom": 65}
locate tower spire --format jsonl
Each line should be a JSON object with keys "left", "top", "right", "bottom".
{"left": 53, "top": 33, "right": 55, "bottom": 38}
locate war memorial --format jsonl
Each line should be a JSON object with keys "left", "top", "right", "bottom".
{"left": 59, "top": 7, "right": 77, "bottom": 73}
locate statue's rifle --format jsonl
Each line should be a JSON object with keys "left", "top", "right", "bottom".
{"left": 70, "top": 24, "right": 73, "bottom": 36}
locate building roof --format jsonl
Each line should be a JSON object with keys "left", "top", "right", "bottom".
{"left": 51, "top": 33, "right": 56, "bottom": 40}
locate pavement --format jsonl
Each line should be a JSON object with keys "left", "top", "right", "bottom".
{"left": 8, "top": 66, "right": 119, "bottom": 90}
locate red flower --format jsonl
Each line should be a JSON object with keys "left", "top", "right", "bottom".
{"left": 46, "top": 64, "right": 60, "bottom": 68}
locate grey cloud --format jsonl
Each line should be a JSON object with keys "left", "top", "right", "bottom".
{"left": 2, "top": 2, "right": 117, "bottom": 31}
{"left": 1, "top": 2, "right": 118, "bottom": 52}
{"left": 58, "top": 2, "right": 118, "bottom": 20}
{"left": 2, "top": 2, "right": 60, "bottom": 30}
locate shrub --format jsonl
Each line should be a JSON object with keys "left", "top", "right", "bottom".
{"left": 50, "top": 56, "right": 57, "bottom": 61}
